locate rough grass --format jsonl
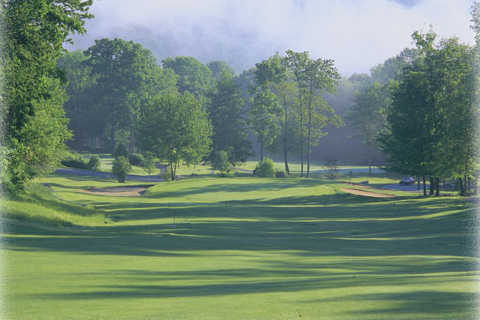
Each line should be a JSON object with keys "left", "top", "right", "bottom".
{"left": 2, "top": 175, "right": 478, "bottom": 320}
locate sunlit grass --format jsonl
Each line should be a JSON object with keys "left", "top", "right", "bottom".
{"left": 2, "top": 173, "right": 477, "bottom": 320}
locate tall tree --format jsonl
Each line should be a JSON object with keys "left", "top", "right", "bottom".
{"left": 379, "top": 31, "right": 476, "bottom": 196}
{"left": 83, "top": 38, "right": 172, "bottom": 151}
{"left": 1, "top": 0, "right": 92, "bottom": 191}
{"left": 207, "top": 71, "right": 252, "bottom": 164}
{"left": 249, "top": 86, "right": 281, "bottom": 161}
{"left": 137, "top": 92, "right": 212, "bottom": 180}
{"left": 286, "top": 50, "right": 341, "bottom": 176}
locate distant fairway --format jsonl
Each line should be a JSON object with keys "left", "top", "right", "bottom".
{"left": 2, "top": 175, "right": 478, "bottom": 320}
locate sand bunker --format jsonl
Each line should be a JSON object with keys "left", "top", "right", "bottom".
{"left": 342, "top": 187, "right": 395, "bottom": 198}
{"left": 80, "top": 185, "right": 154, "bottom": 197}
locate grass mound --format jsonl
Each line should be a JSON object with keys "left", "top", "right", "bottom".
{"left": 2, "top": 183, "right": 106, "bottom": 227}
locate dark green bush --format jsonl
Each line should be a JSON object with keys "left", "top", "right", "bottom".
{"left": 87, "top": 156, "right": 101, "bottom": 171}
{"left": 114, "top": 143, "right": 128, "bottom": 158}
{"left": 275, "top": 170, "right": 285, "bottom": 178}
{"left": 128, "top": 153, "right": 145, "bottom": 166}
{"left": 61, "top": 158, "right": 89, "bottom": 169}
{"left": 112, "top": 156, "right": 131, "bottom": 183}
{"left": 254, "top": 158, "right": 275, "bottom": 177}
{"left": 212, "top": 150, "right": 231, "bottom": 173}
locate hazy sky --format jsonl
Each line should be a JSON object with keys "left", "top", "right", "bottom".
{"left": 70, "top": 0, "right": 475, "bottom": 76}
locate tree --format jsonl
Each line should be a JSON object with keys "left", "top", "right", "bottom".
{"left": 379, "top": 31, "right": 476, "bottom": 196}
{"left": 137, "top": 92, "right": 212, "bottom": 180}
{"left": 207, "top": 71, "right": 252, "bottom": 165}
{"left": 2, "top": 0, "right": 93, "bottom": 191}
{"left": 286, "top": 50, "right": 341, "bottom": 176}
{"left": 254, "top": 53, "right": 298, "bottom": 174}
{"left": 83, "top": 38, "right": 173, "bottom": 151}
{"left": 112, "top": 156, "right": 131, "bottom": 183}
{"left": 249, "top": 86, "right": 281, "bottom": 161}
{"left": 207, "top": 61, "right": 235, "bottom": 82}
{"left": 162, "top": 56, "right": 213, "bottom": 98}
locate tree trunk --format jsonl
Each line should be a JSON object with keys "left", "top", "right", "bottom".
{"left": 423, "top": 176, "right": 427, "bottom": 196}
{"left": 300, "top": 111, "right": 304, "bottom": 177}
{"left": 464, "top": 175, "right": 468, "bottom": 195}
{"left": 110, "top": 124, "right": 116, "bottom": 153}
{"left": 283, "top": 100, "right": 290, "bottom": 175}
{"left": 170, "top": 162, "right": 174, "bottom": 181}
{"left": 417, "top": 176, "right": 420, "bottom": 190}
{"left": 260, "top": 140, "right": 264, "bottom": 162}
{"left": 306, "top": 85, "right": 313, "bottom": 178}
{"left": 459, "top": 177, "right": 465, "bottom": 196}
{"left": 429, "top": 176, "right": 435, "bottom": 196}
{"left": 435, "top": 177, "right": 440, "bottom": 196}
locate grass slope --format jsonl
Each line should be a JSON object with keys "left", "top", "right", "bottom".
{"left": 2, "top": 175, "right": 478, "bottom": 320}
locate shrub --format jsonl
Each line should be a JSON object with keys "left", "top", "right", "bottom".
{"left": 142, "top": 153, "right": 156, "bottom": 175}
{"left": 212, "top": 150, "right": 231, "bottom": 173}
{"left": 161, "top": 168, "right": 173, "bottom": 181}
{"left": 128, "top": 153, "right": 144, "bottom": 166}
{"left": 254, "top": 158, "right": 275, "bottom": 177}
{"left": 61, "top": 157, "right": 89, "bottom": 170}
{"left": 112, "top": 156, "right": 131, "bottom": 183}
{"left": 275, "top": 170, "right": 285, "bottom": 178}
{"left": 87, "top": 156, "right": 101, "bottom": 171}
{"left": 114, "top": 143, "right": 128, "bottom": 158}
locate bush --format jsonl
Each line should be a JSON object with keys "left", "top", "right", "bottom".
{"left": 275, "top": 170, "right": 285, "bottom": 178}
{"left": 142, "top": 153, "right": 156, "bottom": 175}
{"left": 212, "top": 150, "right": 231, "bottom": 173}
{"left": 61, "top": 157, "right": 89, "bottom": 170}
{"left": 128, "top": 153, "right": 145, "bottom": 166}
{"left": 254, "top": 158, "right": 275, "bottom": 177}
{"left": 161, "top": 167, "right": 173, "bottom": 181}
{"left": 114, "top": 143, "right": 128, "bottom": 158}
{"left": 87, "top": 156, "right": 101, "bottom": 171}
{"left": 112, "top": 156, "right": 131, "bottom": 183}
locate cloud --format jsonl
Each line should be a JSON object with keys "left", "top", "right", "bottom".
{"left": 70, "top": 0, "right": 475, "bottom": 75}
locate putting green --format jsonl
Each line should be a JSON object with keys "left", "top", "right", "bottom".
{"left": 2, "top": 176, "right": 478, "bottom": 320}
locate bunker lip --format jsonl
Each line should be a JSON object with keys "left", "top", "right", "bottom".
{"left": 81, "top": 184, "right": 154, "bottom": 197}
{"left": 342, "top": 187, "right": 395, "bottom": 198}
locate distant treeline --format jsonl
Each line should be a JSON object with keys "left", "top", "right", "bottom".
{"left": 2, "top": 0, "right": 479, "bottom": 195}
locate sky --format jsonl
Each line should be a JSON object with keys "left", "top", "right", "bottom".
{"left": 70, "top": 0, "right": 476, "bottom": 76}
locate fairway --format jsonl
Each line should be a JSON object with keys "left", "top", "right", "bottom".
{"left": 2, "top": 176, "right": 479, "bottom": 320}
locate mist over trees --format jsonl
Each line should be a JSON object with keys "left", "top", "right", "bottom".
{"left": 2, "top": 0, "right": 478, "bottom": 195}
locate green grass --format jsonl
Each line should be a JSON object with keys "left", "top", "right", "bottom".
{"left": 2, "top": 174, "right": 478, "bottom": 320}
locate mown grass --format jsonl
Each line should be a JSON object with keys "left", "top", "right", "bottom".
{"left": 2, "top": 174, "right": 478, "bottom": 320}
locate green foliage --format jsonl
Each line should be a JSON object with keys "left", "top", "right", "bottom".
{"left": 249, "top": 86, "right": 282, "bottom": 159}
{"left": 207, "top": 61, "right": 235, "bottom": 82}
{"left": 128, "top": 153, "right": 144, "bottom": 166}
{"left": 275, "top": 169, "right": 285, "bottom": 178}
{"left": 61, "top": 157, "right": 89, "bottom": 170}
{"left": 83, "top": 38, "right": 175, "bottom": 151}
{"left": 379, "top": 31, "right": 477, "bottom": 195}
{"left": 87, "top": 156, "right": 101, "bottom": 171}
{"left": 207, "top": 72, "right": 252, "bottom": 164}
{"left": 114, "top": 143, "right": 128, "bottom": 158}
{"left": 142, "top": 152, "right": 156, "bottom": 175}
{"left": 137, "top": 92, "right": 212, "bottom": 180}
{"left": 254, "top": 158, "right": 275, "bottom": 177}
{"left": 162, "top": 56, "right": 213, "bottom": 97}
{"left": 212, "top": 150, "right": 232, "bottom": 173}
{"left": 2, "top": 0, "right": 93, "bottom": 191}
{"left": 112, "top": 156, "right": 131, "bottom": 183}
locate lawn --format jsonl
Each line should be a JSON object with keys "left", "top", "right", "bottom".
{"left": 2, "top": 174, "right": 478, "bottom": 320}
